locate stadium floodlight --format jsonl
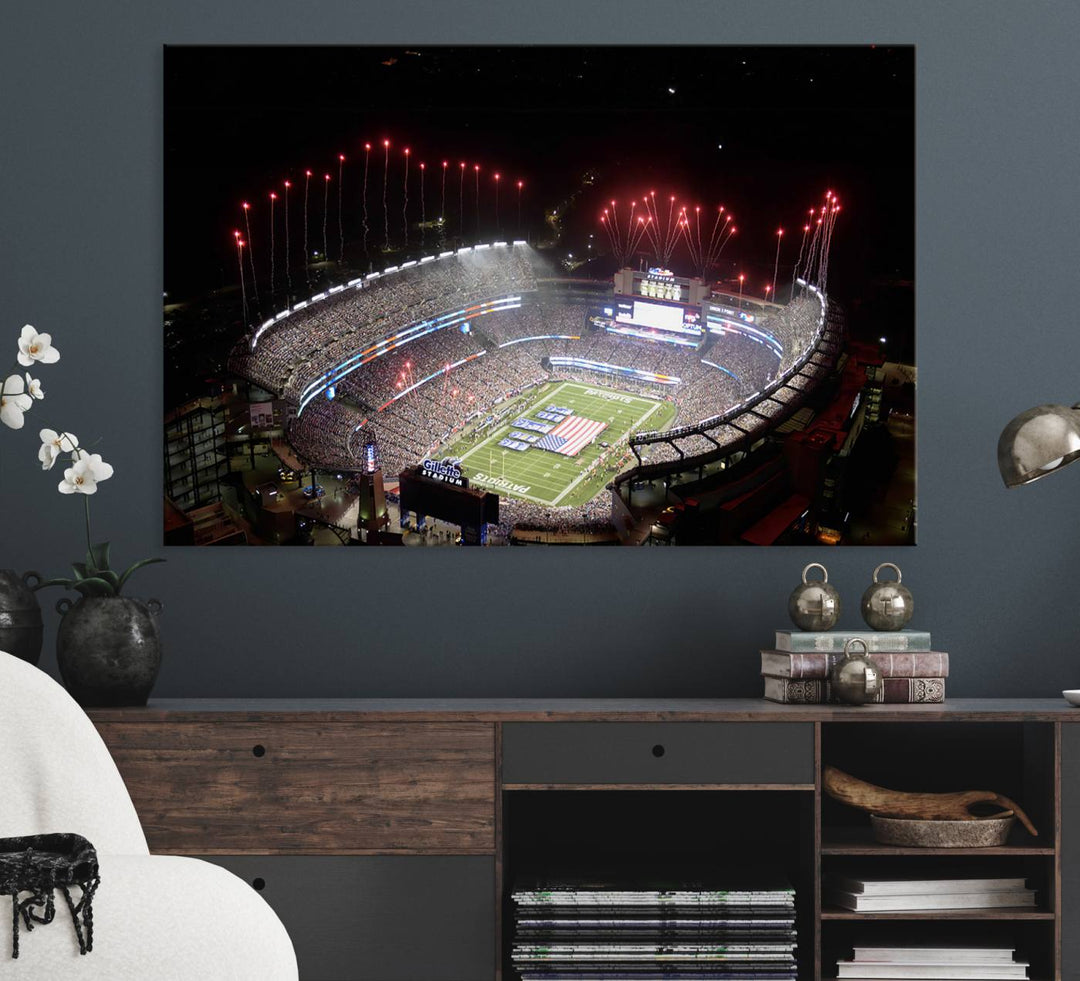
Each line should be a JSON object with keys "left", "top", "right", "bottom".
{"left": 401, "top": 260, "right": 417, "bottom": 268}
{"left": 439, "top": 251, "right": 454, "bottom": 258}
{"left": 476, "top": 243, "right": 490, "bottom": 251}
{"left": 384, "top": 265, "right": 399, "bottom": 273}
{"left": 292, "top": 300, "right": 308, "bottom": 311}
{"left": 998, "top": 404, "right": 1080, "bottom": 488}
{"left": 312, "top": 292, "right": 327, "bottom": 301}
{"left": 420, "top": 255, "right": 435, "bottom": 263}
{"left": 458, "top": 246, "right": 472, "bottom": 254}
{"left": 347, "top": 278, "right": 362, "bottom": 286}
{"left": 513, "top": 239, "right": 527, "bottom": 246}
{"left": 365, "top": 272, "right": 380, "bottom": 280}
{"left": 329, "top": 285, "right": 344, "bottom": 293}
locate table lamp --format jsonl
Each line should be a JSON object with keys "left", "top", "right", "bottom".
{"left": 997, "top": 404, "right": 1080, "bottom": 487}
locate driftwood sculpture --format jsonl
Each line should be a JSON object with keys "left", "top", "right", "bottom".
{"left": 823, "top": 766, "right": 1039, "bottom": 837}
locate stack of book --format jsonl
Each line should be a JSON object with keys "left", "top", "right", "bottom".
{"left": 510, "top": 876, "right": 798, "bottom": 980}
{"left": 761, "top": 629, "right": 948, "bottom": 704}
{"left": 836, "top": 945, "right": 1029, "bottom": 979}
{"left": 824, "top": 874, "right": 1036, "bottom": 912}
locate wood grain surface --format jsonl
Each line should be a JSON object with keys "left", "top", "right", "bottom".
{"left": 95, "top": 721, "right": 495, "bottom": 854}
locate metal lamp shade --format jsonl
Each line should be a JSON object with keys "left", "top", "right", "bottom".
{"left": 997, "top": 404, "right": 1080, "bottom": 487}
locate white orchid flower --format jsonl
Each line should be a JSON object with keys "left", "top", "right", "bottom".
{"left": 0, "top": 374, "right": 33, "bottom": 430}
{"left": 38, "top": 429, "right": 79, "bottom": 470}
{"left": 17, "top": 325, "right": 60, "bottom": 367}
{"left": 24, "top": 373, "right": 43, "bottom": 400}
{"left": 58, "top": 451, "right": 114, "bottom": 495}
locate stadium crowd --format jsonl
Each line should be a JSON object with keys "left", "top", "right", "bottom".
{"left": 270, "top": 263, "right": 833, "bottom": 538}
{"left": 230, "top": 245, "right": 537, "bottom": 400}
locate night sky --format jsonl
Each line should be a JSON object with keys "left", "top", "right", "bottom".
{"left": 165, "top": 44, "right": 912, "bottom": 321}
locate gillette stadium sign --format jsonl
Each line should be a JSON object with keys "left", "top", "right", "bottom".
{"left": 421, "top": 459, "right": 466, "bottom": 487}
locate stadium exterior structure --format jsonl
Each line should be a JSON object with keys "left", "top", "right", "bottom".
{"left": 227, "top": 245, "right": 840, "bottom": 540}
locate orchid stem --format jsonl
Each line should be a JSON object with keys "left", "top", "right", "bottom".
{"left": 84, "top": 493, "right": 92, "bottom": 555}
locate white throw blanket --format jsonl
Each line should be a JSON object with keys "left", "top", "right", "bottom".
{"left": 0, "top": 651, "right": 298, "bottom": 979}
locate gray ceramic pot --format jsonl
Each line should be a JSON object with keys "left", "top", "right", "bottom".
{"left": 0, "top": 570, "right": 45, "bottom": 665}
{"left": 55, "top": 596, "right": 163, "bottom": 707}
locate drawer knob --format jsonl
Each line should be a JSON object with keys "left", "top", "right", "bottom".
{"left": 651, "top": 744, "right": 666, "bottom": 758}
{"left": 252, "top": 744, "right": 267, "bottom": 758}
{"left": 252, "top": 877, "right": 266, "bottom": 891}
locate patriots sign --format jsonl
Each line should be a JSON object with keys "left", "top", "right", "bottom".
{"left": 534, "top": 415, "right": 608, "bottom": 456}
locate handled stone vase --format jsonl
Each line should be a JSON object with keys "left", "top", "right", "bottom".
{"left": 0, "top": 569, "right": 45, "bottom": 666}
{"left": 55, "top": 596, "right": 163, "bottom": 707}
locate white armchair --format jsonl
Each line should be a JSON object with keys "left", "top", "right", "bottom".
{"left": 0, "top": 650, "right": 298, "bottom": 980}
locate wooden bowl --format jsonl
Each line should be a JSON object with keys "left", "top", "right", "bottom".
{"left": 870, "top": 813, "right": 1016, "bottom": 848}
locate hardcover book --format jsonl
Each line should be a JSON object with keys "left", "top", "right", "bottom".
{"left": 762, "top": 676, "right": 946, "bottom": 704}
{"left": 825, "top": 889, "right": 1035, "bottom": 912}
{"left": 830, "top": 876, "right": 1026, "bottom": 896}
{"left": 760, "top": 650, "right": 948, "bottom": 680}
{"left": 774, "top": 630, "right": 931, "bottom": 653}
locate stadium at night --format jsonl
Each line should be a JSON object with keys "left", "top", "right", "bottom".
{"left": 163, "top": 45, "right": 914, "bottom": 546}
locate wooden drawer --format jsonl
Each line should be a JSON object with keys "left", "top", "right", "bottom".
{"left": 501, "top": 722, "right": 814, "bottom": 786}
{"left": 95, "top": 722, "right": 495, "bottom": 854}
{"left": 206, "top": 855, "right": 495, "bottom": 981}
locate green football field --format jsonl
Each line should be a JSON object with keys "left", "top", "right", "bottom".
{"left": 441, "top": 380, "right": 677, "bottom": 507}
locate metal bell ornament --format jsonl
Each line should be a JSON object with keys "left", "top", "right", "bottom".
{"left": 830, "top": 638, "right": 884, "bottom": 705}
{"left": 788, "top": 562, "right": 841, "bottom": 631}
{"left": 860, "top": 562, "right": 914, "bottom": 631}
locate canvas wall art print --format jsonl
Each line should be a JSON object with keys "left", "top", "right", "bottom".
{"left": 164, "top": 45, "right": 914, "bottom": 547}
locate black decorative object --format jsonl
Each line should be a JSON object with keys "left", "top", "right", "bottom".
{"left": 0, "top": 833, "right": 100, "bottom": 959}
{"left": 0, "top": 570, "right": 44, "bottom": 666}
{"left": 55, "top": 596, "right": 163, "bottom": 707}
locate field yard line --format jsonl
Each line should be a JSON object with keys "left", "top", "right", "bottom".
{"left": 456, "top": 380, "right": 572, "bottom": 464}
{"left": 550, "top": 398, "right": 664, "bottom": 506}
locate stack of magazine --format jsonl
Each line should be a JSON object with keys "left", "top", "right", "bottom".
{"left": 510, "top": 876, "right": 798, "bottom": 980}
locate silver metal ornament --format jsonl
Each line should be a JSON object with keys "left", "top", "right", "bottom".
{"left": 860, "top": 562, "right": 914, "bottom": 631}
{"left": 787, "top": 562, "right": 841, "bottom": 631}
{"left": 830, "top": 638, "right": 884, "bottom": 705}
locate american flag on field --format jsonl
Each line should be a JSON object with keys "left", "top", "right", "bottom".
{"left": 534, "top": 415, "right": 608, "bottom": 456}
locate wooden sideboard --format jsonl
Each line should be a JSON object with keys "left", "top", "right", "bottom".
{"left": 89, "top": 699, "right": 1080, "bottom": 981}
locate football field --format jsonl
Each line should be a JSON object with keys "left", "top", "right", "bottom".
{"left": 442, "top": 380, "right": 677, "bottom": 507}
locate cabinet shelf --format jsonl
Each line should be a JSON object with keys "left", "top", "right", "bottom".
{"left": 820, "top": 826, "right": 1054, "bottom": 857}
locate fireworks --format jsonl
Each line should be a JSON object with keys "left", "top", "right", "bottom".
{"left": 337, "top": 154, "right": 345, "bottom": 263}
{"left": 599, "top": 198, "right": 651, "bottom": 268}
{"left": 362, "top": 143, "right": 371, "bottom": 256}
{"left": 382, "top": 139, "right": 390, "bottom": 249}
{"left": 283, "top": 180, "right": 292, "bottom": 296}
{"left": 419, "top": 162, "right": 426, "bottom": 247}
{"left": 268, "top": 191, "right": 277, "bottom": 299}
{"left": 241, "top": 202, "right": 259, "bottom": 307}
{"left": 676, "top": 202, "right": 736, "bottom": 277}
{"left": 402, "top": 147, "right": 410, "bottom": 248}
{"left": 303, "top": 169, "right": 312, "bottom": 285}
{"left": 322, "top": 173, "right": 331, "bottom": 264}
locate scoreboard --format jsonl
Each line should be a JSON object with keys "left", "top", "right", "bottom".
{"left": 594, "top": 298, "right": 703, "bottom": 337}
{"left": 638, "top": 268, "right": 682, "bottom": 301}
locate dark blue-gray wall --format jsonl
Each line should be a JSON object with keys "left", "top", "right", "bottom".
{"left": 2, "top": 1, "right": 1078, "bottom": 698}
